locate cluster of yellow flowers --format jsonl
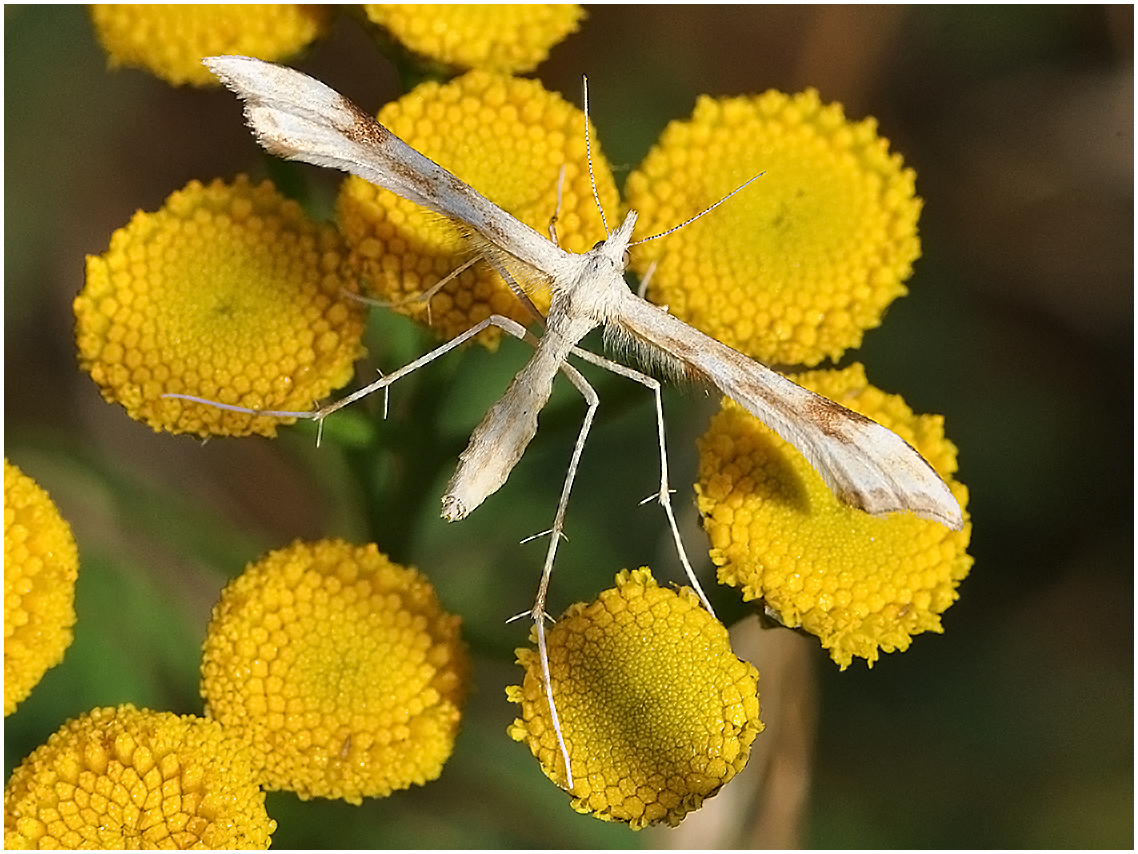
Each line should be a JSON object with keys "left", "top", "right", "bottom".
{"left": 89, "top": 4, "right": 582, "bottom": 85}
{"left": 5, "top": 515, "right": 469, "bottom": 847}
{"left": 7, "top": 2, "right": 974, "bottom": 842}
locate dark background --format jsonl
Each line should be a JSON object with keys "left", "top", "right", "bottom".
{"left": 6, "top": 5, "right": 1132, "bottom": 847}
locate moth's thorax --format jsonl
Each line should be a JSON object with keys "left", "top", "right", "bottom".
{"left": 551, "top": 211, "right": 638, "bottom": 324}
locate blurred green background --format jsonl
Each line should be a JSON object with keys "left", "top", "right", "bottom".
{"left": 5, "top": 5, "right": 1131, "bottom": 848}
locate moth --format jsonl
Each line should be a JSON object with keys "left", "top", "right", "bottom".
{"left": 194, "top": 55, "right": 963, "bottom": 788}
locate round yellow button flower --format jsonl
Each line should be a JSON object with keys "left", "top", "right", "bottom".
{"left": 4, "top": 460, "right": 79, "bottom": 717}
{"left": 90, "top": 4, "right": 334, "bottom": 86}
{"left": 696, "top": 364, "right": 972, "bottom": 669}
{"left": 337, "top": 70, "right": 619, "bottom": 346}
{"left": 625, "top": 89, "right": 922, "bottom": 367}
{"left": 4, "top": 704, "right": 275, "bottom": 849}
{"left": 507, "top": 569, "right": 763, "bottom": 829}
{"left": 76, "top": 176, "right": 365, "bottom": 438}
{"left": 200, "top": 539, "right": 468, "bottom": 804}
{"left": 364, "top": 4, "right": 585, "bottom": 74}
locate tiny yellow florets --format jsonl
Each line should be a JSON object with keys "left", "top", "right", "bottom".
{"left": 4, "top": 704, "right": 275, "bottom": 849}
{"left": 337, "top": 70, "right": 619, "bottom": 347}
{"left": 695, "top": 364, "right": 972, "bottom": 668}
{"left": 200, "top": 539, "right": 468, "bottom": 804}
{"left": 506, "top": 569, "right": 763, "bottom": 829}
{"left": 4, "top": 460, "right": 79, "bottom": 717}
{"left": 363, "top": 4, "right": 585, "bottom": 74}
{"left": 89, "top": 4, "right": 334, "bottom": 86}
{"left": 76, "top": 176, "right": 365, "bottom": 438}
{"left": 625, "top": 89, "right": 922, "bottom": 367}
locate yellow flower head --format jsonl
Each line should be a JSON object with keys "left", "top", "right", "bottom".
{"left": 696, "top": 364, "right": 972, "bottom": 669}
{"left": 89, "top": 4, "right": 333, "bottom": 86}
{"left": 76, "top": 176, "right": 365, "bottom": 438}
{"left": 625, "top": 90, "right": 922, "bottom": 367}
{"left": 4, "top": 460, "right": 79, "bottom": 717}
{"left": 4, "top": 704, "right": 275, "bottom": 849}
{"left": 363, "top": 4, "right": 585, "bottom": 74}
{"left": 506, "top": 569, "right": 763, "bottom": 829}
{"left": 200, "top": 539, "right": 468, "bottom": 804}
{"left": 337, "top": 70, "right": 619, "bottom": 346}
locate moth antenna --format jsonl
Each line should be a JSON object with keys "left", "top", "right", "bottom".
{"left": 630, "top": 172, "right": 764, "bottom": 247}
{"left": 582, "top": 76, "right": 610, "bottom": 236}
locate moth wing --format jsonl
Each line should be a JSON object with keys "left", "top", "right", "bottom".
{"left": 204, "top": 55, "right": 564, "bottom": 277}
{"left": 615, "top": 298, "right": 963, "bottom": 530}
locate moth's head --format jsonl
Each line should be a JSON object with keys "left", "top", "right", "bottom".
{"left": 592, "top": 210, "right": 638, "bottom": 269}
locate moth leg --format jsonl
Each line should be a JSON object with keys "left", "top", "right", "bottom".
{"left": 568, "top": 345, "right": 716, "bottom": 617}
{"left": 526, "top": 341, "right": 722, "bottom": 789}
{"left": 342, "top": 255, "right": 480, "bottom": 327}
{"left": 635, "top": 257, "right": 658, "bottom": 301}
{"left": 525, "top": 353, "right": 598, "bottom": 792}
{"left": 546, "top": 163, "right": 567, "bottom": 246}
{"left": 311, "top": 315, "right": 543, "bottom": 421}
{"left": 164, "top": 314, "right": 541, "bottom": 423}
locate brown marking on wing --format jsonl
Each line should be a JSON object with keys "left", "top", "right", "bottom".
{"left": 800, "top": 394, "right": 874, "bottom": 440}
{"left": 340, "top": 96, "right": 428, "bottom": 188}
{"left": 340, "top": 94, "right": 387, "bottom": 144}
{"left": 612, "top": 294, "right": 963, "bottom": 529}
{"left": 339, "top": 94, "right": 545, "bottom": 266}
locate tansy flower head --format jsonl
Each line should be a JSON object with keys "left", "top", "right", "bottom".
{"left": 625, "top": 89, "right": 922, "bottom": 367}
{"left": 76, "top": 175, "right": 365, "bottom": 438}
{"left": 337, "top": 70, "right": 619, "bottom": 347}
{"left": 200, "top": 539, "right": 468, "bottom": 804}
{"left": 4, "top": 460, "right": 79, "bottom": 717}
{"left": 696, "top": 364, "right": 972, "bottom": 669}
{"left": 89, "top": 4, "right": 334, "bottom": 86}
{"left": 363, "top": 4, "right": 585, "bottom": 74}
{"left": 506, "top": 568, "right": 763, "bottom": 829}
{"left": 4, "top": 704, "right": 275, "bottom": 849}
